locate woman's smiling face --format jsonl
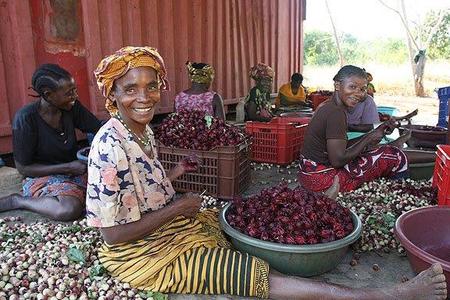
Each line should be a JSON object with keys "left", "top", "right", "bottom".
{"left": 110, "top": 66, "right": 160, "bottom": 127}
{"left": 45, "top": 77, "right": 78, "bottom": 111}
{"left": 334, "top": 75, "right": 368, "bottom": 108}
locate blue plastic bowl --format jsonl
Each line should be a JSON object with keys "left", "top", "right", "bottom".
{"left": 347, "top": 131, "right": 365, "bottom": 140}
{"left": 347, "top": 131, "right": 393, "bottom": 144}
{"left": 377, "top": 106, "right": 398, "bottom": 116}
{"left": 76, "top": 147, "right": 90, "bottom": 162}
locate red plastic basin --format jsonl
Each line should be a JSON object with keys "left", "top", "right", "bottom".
{"left": 395, "top": 206, "right": 450, "bottom": 293}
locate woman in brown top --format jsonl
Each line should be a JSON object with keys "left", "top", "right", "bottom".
{"left": 299, "top": 65, "right": 422, "bottom": 193}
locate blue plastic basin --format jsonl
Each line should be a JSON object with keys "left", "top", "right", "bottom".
{"left": 347, "top": 131, "right": 393, "bottom": 144}
{"left": 76, "top": 147, "right": 90, "bottom": 162}
{"left": 377, "top": 106, "right": 398, "bottom": 116}
{"left": 437, "top": 86, "right": 450, "bottom": 128}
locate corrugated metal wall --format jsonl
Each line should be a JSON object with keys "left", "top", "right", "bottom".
{"left": 81, "top": 0, "right": 305, "bottom": 114}
{"left": 0, "top": 0, "right": 305, "bottom": 154}
{"left": 0, "top": 0, "right": 37, "bottom": 154}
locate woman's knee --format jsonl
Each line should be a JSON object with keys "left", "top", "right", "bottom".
{"left": 54, "top": 196, "right": 84, "bottom": 221}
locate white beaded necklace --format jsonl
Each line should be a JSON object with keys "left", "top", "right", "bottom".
{"left": 114, "top": 114, "right": 154, "bottom": 153}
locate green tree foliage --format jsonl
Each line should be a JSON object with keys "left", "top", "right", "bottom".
{"left": 341, "top": 34, "right": 367, "bottom": 64}
{"left": 303, "top": 30, "right": 338, "bottom": 65}
{"left": 369, "top": 38, "right": 408, "bottom": 64}
{"left": 426, "top": 11, "right": 450, "bottom": 59}
{"left": 304, "top": 31, "right": 409, "bottom": 66}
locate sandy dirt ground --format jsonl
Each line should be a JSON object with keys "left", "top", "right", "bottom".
{"left": 0, "top": 163, "right": 416, "bottom": 300}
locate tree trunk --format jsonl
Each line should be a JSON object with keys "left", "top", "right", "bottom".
{"left": 414, "top": 55, "right": 426, "bottom": 96}
{"left": 325, "top": 0, "right": 345, "bottom": 66}
{"left": 378, "top": 0, "right": 445, "bottom": 97}
{"left": 400, "top": 0, "right": 420, "bottom": 96}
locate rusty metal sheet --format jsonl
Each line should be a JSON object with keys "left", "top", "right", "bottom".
{"left": 0, "top": 0, "right": 305, "bottom": 153}
{"left": 81, "top": 0, "right": 305, "bottom": 113}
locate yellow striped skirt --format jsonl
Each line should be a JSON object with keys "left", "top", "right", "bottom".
{"left": 98, "top": 210, "right": 270, "bottom": 298}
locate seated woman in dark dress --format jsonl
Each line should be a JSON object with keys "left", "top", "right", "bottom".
{"left": 0, "top": 64, "right": 102, "bottom": 221}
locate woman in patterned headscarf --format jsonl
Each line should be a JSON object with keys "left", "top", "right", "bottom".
{"left": 86, "top": 48, "right": 447, "bottom": 300}
{"left": 245, "top": 63, "right": 275, "bottom": 121}
{"left": 86, "top": 46, "right": 271, "bottom": 298}
{"left": 174, "top": 61, "right": 225, "bottom": 119}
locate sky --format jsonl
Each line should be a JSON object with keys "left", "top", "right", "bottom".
{"left": 304, "top": 0, "right": 450, "bottom": 40}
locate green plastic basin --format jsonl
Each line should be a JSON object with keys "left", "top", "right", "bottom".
{"left": 409, "top": 162, "right": 435, "bottom": 180}
{"left": 219, "top": 204, "right": 362, "bottom": 277}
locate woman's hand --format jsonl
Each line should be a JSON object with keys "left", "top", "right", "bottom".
{"left": 66, "top": 160, "right": 87, "bottom": 176}
{"left": 394, "top": 108, "right": 418, "bottom": 124}
{"left": 180, "top": 153, "right": 201, "bottom": 173}
{"left": 260, "top": 108, "right": 272, "bottom": 119}
{"left": 370, "top": 120, "right": 397, "bottom": 144}
{"left": 100, "top": 194, "right": 201, "bottom": 245}
{"left": 168, "top": 154, "right": 201, "bottom": 182}
{"left": 174, "top": 192, "right": 202, "bottom": 218}
{"left": 369, "top": 124, "right": 387, "bottom": 144}
{"left": 383, "top": 118, "right": 399, "bottom": 135}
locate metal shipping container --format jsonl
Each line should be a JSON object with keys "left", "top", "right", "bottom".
{"left": 0, "top": 0, "right": 305, "bottom": 154}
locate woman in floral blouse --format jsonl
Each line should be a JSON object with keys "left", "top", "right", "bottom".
{"left": 85, "top": 46, "right": 271, "bottom": 297}
{"left": 85, "top": 47, "right": 447, "bottom": 300}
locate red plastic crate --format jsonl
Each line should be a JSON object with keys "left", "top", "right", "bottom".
{"left": 309, "top": 92, "right": 332, "bottom": 110}
{"left": 432, "top": 144, "right": 450, "bottom": 206}
{"left": 245, "top": 117, "right": 309, "bottom": 164}
{"left": 156, "top": 140, "right": 251, "bottom": 199}
{"left": 279, "top": 117, "right": 311, "bottom": 159}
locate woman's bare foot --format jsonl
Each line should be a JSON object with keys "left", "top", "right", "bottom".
{"left": 0, "top": 193, "right": 22, "bottom": 212}
{"left": 324, "top": 175, "right": 340, "bottom": 199}
{"left": 390, "top": 128, "right": 412, "bottom": 148}
{"left": 386, "top": 263, "right": 447, "bottom": 299}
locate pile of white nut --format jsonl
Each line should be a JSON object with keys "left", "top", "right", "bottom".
{"left": 337, "top": 178, "right": 436, "bottom": 253}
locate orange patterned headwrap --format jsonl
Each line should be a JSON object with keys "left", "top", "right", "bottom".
{"left": 94, "top": 46, "right": 169, "bottom": 115}
{"left": 249, "top": 63, "right": 274, "bottom": 81}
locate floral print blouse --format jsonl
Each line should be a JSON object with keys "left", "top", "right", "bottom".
{"left": 86, "top": 118, "right": 175, "bottom": 228}
{"left": 174, "top": 91, "right": 215, "bottom": 115}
